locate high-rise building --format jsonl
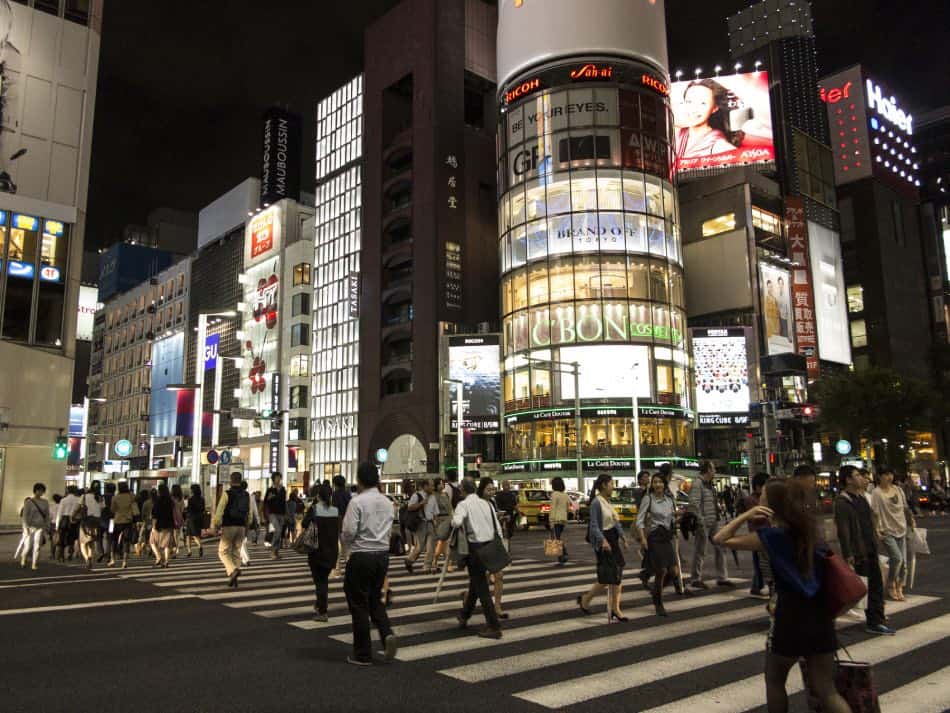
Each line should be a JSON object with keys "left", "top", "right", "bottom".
{"left": 311, "top": 76, "right": 363, "bottom": 484}
{"left": 495, "top": 0, "right": 693, "bottom": 489}
{"left": 0, "top": 0, "right": 102, "bottom": 523}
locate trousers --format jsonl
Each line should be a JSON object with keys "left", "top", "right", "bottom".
{"left": 880, "top": 535, "right": 907, "bottom": 586}
{"left": 344, "top": 551, "right": 393, "bottom": 662}
{"left": 854, "top": 551, "right": 886, "bottom": 626}
{"left": 691, "top": 524, "right": 728, "bottom": 581}
{"left": 461, "top": 542, "right": 501, "bottom": 628}
{"left": 308, "top": 556, "right": 332, "bottom": 614}
{"left": 218, "top": 526, "right": 246, "bottom": 577}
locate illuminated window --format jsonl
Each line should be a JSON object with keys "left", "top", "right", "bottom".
{"left": 290, "top": 354, "right": 310, "bottom": 377}
{"left": 850, "top": 319, "right": 867, "bottom": 348}
{"left": 293, "top": 263, "right": 312, "bottom": 286}
{"left": 702, "top": 213, "right": 737, "bottom": 237}
{"left": 288, "top": 417, "right": 308, "bottom": 440}
{"left": 290, "top": 385, "right": 309, "bottom": 409}
{"left": 847, "top": 285, "right": 864, "bottom": 313}
{"left": 752, "top": 207, "right": 782, "bottom": 236}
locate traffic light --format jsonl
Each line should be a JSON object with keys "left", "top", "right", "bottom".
{"left": 802, "top": 405, "right": 815, "bottom": 418}
{"left": 53, "top": 436, "right": 68, "bottom": 461}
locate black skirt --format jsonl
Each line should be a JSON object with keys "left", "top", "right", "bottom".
{"left": 767, "top": 588, "right": 837, "bottom": 657}
{"left": 595, "top": 528, "right": 626, "bottom": 585}
{"left": 646, "top": 526, "right": 677, "bottom": 570}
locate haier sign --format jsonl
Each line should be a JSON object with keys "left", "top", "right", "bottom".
{"left": 866, "top": 80, "right": 913, "bottom": 135}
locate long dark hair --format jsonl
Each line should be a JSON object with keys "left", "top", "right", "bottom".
{"left": 684, "top": 78, "right": 745, "bottom": 147}
{"left": 764, "top": 478, "right": 816, "bottom": 578}
{"left": 589, "top": 473, "right": 612, "bottom": 502}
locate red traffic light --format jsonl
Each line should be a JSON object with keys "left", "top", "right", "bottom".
{"left": 802, "top": 406, "right": 815, "bottom": 417}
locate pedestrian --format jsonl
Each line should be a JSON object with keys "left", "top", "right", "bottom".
{"left": 431, "top": 478, "right": 454, "bottom": 570}
{"left": 302, "top": 483, "right": 339, "bottom": 622}
{"left": 713, "top": 478, "right": 850, "bottom": 713}
{"left": 687, "top": 461, "right": 733, "bottom": 589}
{"left": 184, "top": 484, "right": 205, "bottom": 557}
{"left": 870, "top": 467, "right": 915, "bottom": 602}
{"left": 480, "top": 477, "right": 509, "bottom": 619}
{"left": 331, "top": 475, "right": 353, "bottom": 576}
{"left": 109, "top": 481, "right": 139, "bottom": 569}
{"left": 264, "top": 472, "right": 288, "bottom": 558}
{"left": 834, "top": 465, "right": 895, "bottom": 634}
{"left": 452, "top": 477, "right": 504, "bottom": 639}
{"left": 549, "top": 476, "right": 570, "bottom": 565}
{"left": 240, "top": 482, "right": 260, "bottom": 566}
{"left": 285, "top": 488, "right": 301, "bottom": 543}
{"left": 170, "top": 484, "right": 186, "bottom": 557}
{"left": 17, "top": 483, "right": 49, "bottom": 570}
{"left": 137, "top": 489, "right": 154, "bottom": 557}
{"left": 494, "top": 479, "right": 518, "bottom": 540}
{"left": 405, "top": 480, "right": 434, "bottom": 574}
{"left": 78, "top": 483, "right": 103, "bottom": 570}
{"left": 744, "top": 472, "right": 771, "bottom": 598}
{"left": 899, "top": 474, "right": 919, "bottom": 517}
{"left": 633, "top": 470, "right": 652, "bottom": 588}
{"left": 56, "top": 485, "right": 81, "bottom": 561}
{"left": 636, "top": 473, "right": 678, "bottom": 616}
{"left": 722, "top": 484, "right": 736, "bottom": 518}
{"left": 149, "top": 483, "right": 176, "bottom": 568}
{"left": 97, "top": 482, "right": 115, "bottom": 563}
{"left": 577, "top": 473, "right": 628, "bottom": 621}
{"left": 340, "top": 462, "right": 398, "bottom": 665}
{"left": 48, "top": 494, "right": 61, "bottom": 560}
{"left": 213, "top": 471, "right": 252, "bottom": 587}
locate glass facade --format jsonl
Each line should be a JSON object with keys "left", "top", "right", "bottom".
{"left": 497, "top": 60, "right": 693, "bottom": 474}
{"left": 311, "top": 76, "right": 363, "bottom": 483}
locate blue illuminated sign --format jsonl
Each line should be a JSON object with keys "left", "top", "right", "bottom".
{"left": 8, "top": 261, "right": 34, "bottom": 279}
{"left": 39, "top": 265, "right": 61, "bottom": 282}
{"left": 204, "top": 333, "right": 220, "bottom": 370}
{"left": 12, "top": 214, "right": 39, "bottom": 231}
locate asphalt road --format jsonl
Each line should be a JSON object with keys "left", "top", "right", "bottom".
{"left": 1, "top": 517, "right": 949, "bottom": 713}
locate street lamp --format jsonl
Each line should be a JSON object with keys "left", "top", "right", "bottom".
{"left": 444, "top": 379, "right": 464, "bottom": 481}
{"left": 80, "top": 396, "right": 107, "bottom": 488}
{"left": 630, "top": 363, "right": 642, "bottom": 476}
{"left": 526, "top": 357, "right": 582, "bottom": 492}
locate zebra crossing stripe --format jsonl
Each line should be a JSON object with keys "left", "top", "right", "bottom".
{"left": 877, "top": 664, "right": 950, "bottom": 713}
{"left": 636, "top": 599, "right": 944, "bottom": 713}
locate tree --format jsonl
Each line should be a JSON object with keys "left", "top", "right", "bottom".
{"left": 813, "top": 367, "right": 933, "bottom": 469}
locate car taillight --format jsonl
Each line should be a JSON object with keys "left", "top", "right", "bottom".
{"left": 920, "top": 496, "right": 929, "bottom": 504}
{"left": 540, "top": 504, "right": 550, "bottom": 512}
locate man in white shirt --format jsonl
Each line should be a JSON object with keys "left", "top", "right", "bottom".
{"left": 451, "top": 479, "right": 503, "bottom": 639}
{"left": 340, "top": 462, "right": 398, "bottom": 666}
{"left": 56, "top": 486, "right": 81, "bottom": 561}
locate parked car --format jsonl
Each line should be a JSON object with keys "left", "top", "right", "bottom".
{"left": 609, "top": 487, "right": 640, "bottom": 525}
{"left": 517, "top": 488, "right": 552, "bottom": 529}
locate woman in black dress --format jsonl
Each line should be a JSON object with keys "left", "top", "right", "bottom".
{"left": 577, "top": 474, "right": 628, "bottom": 621}
{"left": 185, "top": 484, "right": 205, "bottom": 557}
{"left": 636, "top": 473, "right": 678, "bottom": 616}
{"left": 714, "top": 478, "right": 849, "bottom": 713}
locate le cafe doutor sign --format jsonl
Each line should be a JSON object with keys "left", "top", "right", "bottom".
{"left": 504, "top": 65, "right": 670, "bottom": 105}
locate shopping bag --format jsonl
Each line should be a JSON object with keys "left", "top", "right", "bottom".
{"left": 835, "top": 648, "right": 881, "bottom": 713}
{"left": 908, "top": 527, "right": 930, "bottom": 555}
{"left": 544, "top": 536, "right": 564, "bottom": 558}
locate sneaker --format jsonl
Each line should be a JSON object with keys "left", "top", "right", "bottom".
{"left": 749, "top": 589, "right": 769, "bottom": 599}
{"left": 312, "top": 613, "right": 329, "bottom": 623}
{"left": 346, "top": 656, "right": 373, "bottom": 667}
{"left": 31, "top": 564, "right": 38, "bottom": 571}
{"left": 690, "top": 579, "right": 708, "bottom": 589}
{"left": 866, "top": 623, "right": 896, "bottom": 635}
{"left": 382, "top": 634, "right": 398, "bottom": 662}
{"left": 477, "top": 626, "right": 502, "bottom": 639}
{"left": 717, "top": 579, "right": 735, "bottom": 588}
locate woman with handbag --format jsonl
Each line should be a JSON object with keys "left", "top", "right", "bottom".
{"left": 549, "top": 477, "right": 570, "bottom": 565}
{"left": 636, "top": 473, "right": 678, "bottom": 616}
{"left": 713, "top": 478, "right": 850, "bottom": 713}
{"left": 577, "top": 474, "right": 628, "bottom": 622}
{"left": 150, "top": 484, "right": 176, "bottom": 568}
{"left": 871, "top": 467, "right": 915, "bottom": 601}
{"left": 301, "top": 483, "right": 339, "bottom": 622}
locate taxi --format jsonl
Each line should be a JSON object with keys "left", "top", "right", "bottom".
{"left": 517, "top": 488, "right": 552, "bottom": 529}
{"left": 609, "top": 487, "right": 640, "bottom": 525}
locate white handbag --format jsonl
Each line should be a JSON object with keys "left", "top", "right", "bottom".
{"left": 908, "top": 527, "right": 930, "bottom": 555}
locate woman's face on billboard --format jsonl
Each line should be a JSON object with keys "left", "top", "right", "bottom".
{"left": 683, "top": 85, "right": 717, "bottom": 128}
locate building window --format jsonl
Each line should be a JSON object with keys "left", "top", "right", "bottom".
{"left": 34, "top": 0, "right": 60, "bottom": 17}
{"left": 847, "top": 285, "right": 864, "bottom": 314}
{"left": 291, "top": 323, "right": 310, "bottom": 347}
{"left": 701, "top": 213, "right": 736, "bottom": 237}
{"left": 891, "top": 202, "right": 905, "bottom": 246}
{"left": 751, "top": 207, "right": 782, "bottom": 236}
{"left": 290, "top": 354, "right": 310, "bottom": 377}
{"left": 290, "top": 385, "right": 308, "bottom": 409}
{"left": 288, "top": 417, "right": 308, "bottom": 440}
{"left": 850, "top": 319, "right": 867, "bottom": 348}
{"left": 291, "top": 292, "right": 310, "bottom": 316}
{"left": 293, "top": 263, "right": 312, "bottom": 286}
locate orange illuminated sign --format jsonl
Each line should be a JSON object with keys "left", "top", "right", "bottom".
{"left": 641, "top": 74, "right": 670, "bottom": 96}
{"left": 570, "top": 63, "right": 614, "bottom": 81}
{"left": 819, "top": 81, "right": 853, "bottom": 104}
{"left": 505, "top": 77, "right": 541, "bottom": 105}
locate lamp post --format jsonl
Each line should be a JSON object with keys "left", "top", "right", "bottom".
{"left": 80, "top": 396, "right": 107, "bottom": 488}
{"left": 444, "top": 379, "right": 464, "bottom": 481}
{"left": 630, "top": 363, "right": 641, "bottom": 477}
{"left": 526, "top": 357, "right": 582, "bottom": 491}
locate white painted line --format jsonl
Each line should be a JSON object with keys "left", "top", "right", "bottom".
{"left": 442, "top": 596, "right": 760, "bottom": 682}
{"left": 877, "top": 665, "right": 950, "bottom": 713}
{"left": 0, "top": 575, "right": 117, "bottom": 589}
{"left": 637, "top": 598, "right": 943, "bottom": 713}
{"left": 0, "top": 571, "right": 115, "bottom": 585}
{"left": 0, "top": 594, "right": 197, "bottom": 616}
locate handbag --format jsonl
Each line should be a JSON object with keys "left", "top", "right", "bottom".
{"left": 473, "top": 504, "right": 511, "bottom": 574}
{"left": 908, "top": 527, "right": 930, "bottom": 555}
{"left": 820, "top": 549, "right": 868, "bottom": 617}
{"left": 834, "top": 645, "right": 881, "bottom": 713}
{"left": 544, "top": 534, "right": 564, "bottom": 557}
{"left": 292, "top": 521, "right": 320, "bottom": 554}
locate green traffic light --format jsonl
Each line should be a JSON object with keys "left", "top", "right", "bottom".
{"left": 53, "top": 443, "right": 67, "bottom": 460}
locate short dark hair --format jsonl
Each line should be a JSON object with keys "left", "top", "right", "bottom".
{"left": 332, "top": 475, "right": 347, "bottom": 489}
{"left": 357, "top": 462, "right": 379, "bottom": 489}
{"left": 271, "top": 471, "right": 282, "bottom": 482}
{"left": 551, "top": 476, "right": 565, "bottom": 492}
{"left": 793, "top": 464, "right": 816, "bottom": 479}
{"left": 32, "top": 482, "right": 45, "bottom": 494}
{"left": 477, "top": 477, "right": 494, "bottom": 497}
{"left": 316, "top": 483, "right": 332, "bottom": 505}
{"left": 230, "top": 471, "right": 243, "bottom": 485}
{"left": 752, "top": 472, "right": 769, "bottom": 490}
{"left": 838, "top": 465, "right": 858, "bottom": 489}
{"left": 461, "top": 479, "right": 476, "bottom": 495}
{"left": 700, "top": 460, "right": 714, "bottom": 476}
{"left": 878, "top": 465, "right": 895, "bottom": 477}
{"left": 118, "top": 481, "right": 130, "bottom": 494}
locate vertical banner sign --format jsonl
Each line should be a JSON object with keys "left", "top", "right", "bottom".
{"left": 443, "top": 152, "right": 462, "bottom": 311}
{"left": 270, "top": 373, "right": 280, "bottom": 468}
{"left": 260, "top": 107, "right": 302, "bottom": 207}
{"left": 204, "top": 333, "right": 220, "bottom": 371}
{"left": 347, "top": 273, "right": 360, "bottom": 319}
{"left": 786, "top": 196, "right": 820, "bottom": 379}
{"left": 445, "top": 242, "right": 462, "bottom": 309}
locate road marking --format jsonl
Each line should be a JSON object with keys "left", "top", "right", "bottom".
{"left": 877, "top": 665, "right": 950, "bottom": 713}
{"left": 637, "top": 599, "right": 943, "bottom": 713}
{"left": 0, "top": 574, "right": 116, "bottom": 588}
{"left": 0, "top": 594, "right": 197, "bottom": 616}
{"left": 441, "top": 596, "right": 760, "bottom": 682}
{"left": 0, "top": 571, "right": 114, "bottom": 585}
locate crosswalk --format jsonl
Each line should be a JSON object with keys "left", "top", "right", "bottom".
{"left": 88, "top": 543, "right": 950, "bottom": 710}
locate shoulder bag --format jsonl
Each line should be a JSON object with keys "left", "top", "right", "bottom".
{"left": 292, "top": 515, "right": 320, "bottom": 555}
{"left": 473, "top": 503, "right": 511, "bottom": 574}
{"left": 820, "top": 548, "right": 868, "bottom": 617}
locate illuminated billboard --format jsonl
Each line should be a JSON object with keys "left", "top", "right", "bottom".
{"left": 759, "top": 262, "right": 794, "bottom": 356}
{"left": 671, "top": 71, "right": 774, "bottom": 173}
{"left": 244, "top": 205, "right": 282, "bottom": 267}
{"left": 238, "top": 257, "right": 281, "bottom": 439}
{"left": 76, "top": 285, "right": 101, "bottom": 342}
{"left": 808, "top": 221, "right": 851, "bottom": 365}
{"left": 692, "top": 327, "right": 750, "bottom": 427}
{"left": 559, "top": 345, "right": 652, "bottom": 401}
{"left": 448, "top": 335, "right": 501, "bottom": 433}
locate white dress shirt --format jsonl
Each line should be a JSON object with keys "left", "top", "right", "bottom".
{"left": 341, "top": 487, "right": 394, "bottom": 553}
{"left": 57, "top": 493, "right": 80, "bottom": 525}
{"left": 82, "top": 493, "right": 103, "bottom": 519}
{"left": 451, "top": 494, "right": 502, "bottom": 544}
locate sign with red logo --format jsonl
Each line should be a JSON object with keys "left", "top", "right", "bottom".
{"left": 785, "top": 196, "right": 820, "bottom": 380}
{"left": 245, "top": 205, "right": 282, "bottom": 266}
{"left": 504, "top": 77, "right": 541, "bottom": 105}
{"left": 250, "top": 214, "right": 274, "bottom": 259}
{"left": 641, "top": 73, "right": 670, "bottom": 96}
{"left": 570, "top": 63, "right": 614, "bottom": 81}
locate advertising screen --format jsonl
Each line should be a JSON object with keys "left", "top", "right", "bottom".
{"left": 671, "top": 71, "right": 774, "bottom": 172}
{"left": 76, "top": 285, "right": 101, "bottom": 342}
{"left": 692, "top": 327, "right": 750, "bottom": 426}
{"left": 808, "top": 221, "right": 852, "bottom": 365}
{"left": 244, "top": 205, "right": 282, "bottom": 267}
{"left": 559, "top": 344, "right": 651, "bottom": 401}
{"left": 449, "top": 335, "right": 501, "bottom": 432}
{"left": 760, "top": 262, "right": 794, "bottom": 355}
{"left": 238, "top": 257, "right": 281, "bottom": 439}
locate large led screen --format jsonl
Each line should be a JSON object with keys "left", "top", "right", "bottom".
{"left": 559, "top": 344, "right": 651, "bottom": 400}
{"left": 808, "top": 221, "right": 852, "bottom": 365}
{"left": 671, "top": 71, "right": 774, "bottom": 172}
{"left": 449, "top": 335, "right": 501, "bottom": 433}
{"left": 76, "top": 285, "right": 101, "bottom": 342}
{"left": 760, "top": 262, "right": 794, "bottom": 355}
{"left": 692, "top": 327, "right": 750, "bottom": 426}
{"left": 238, "top": 257, "right": 280, "bottom": 439}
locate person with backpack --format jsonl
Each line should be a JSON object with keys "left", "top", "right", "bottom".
{"left": 302, "top": 483, "right": 339, "bottom": 622}
{"left": 184, "top": 484, "right": 205, "bottom": 557}
{"left": 17, "top": 483, "right": 49, "bottom": 570}
{"left": 213, "top": 471, "right": 253, "bottom": 588}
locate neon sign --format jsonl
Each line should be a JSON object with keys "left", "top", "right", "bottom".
{"left": 570, "top": 63, "right": 614, "bottom": 81}
{"left": 866, "top": 80, "right": 913, "bottom": 134}
{"left": 641, "top": 74, "right": 670, "bottom": 96}
{"left": 818, "top": 81, "right": 853, "bottom": 104}
{"left": 505, "top": 77, "right": 541, "bottom": 105}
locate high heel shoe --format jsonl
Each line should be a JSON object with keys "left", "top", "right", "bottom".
{"left": 609, "top": 611, "right": 629, "bottom": 622}
{"left": 651, "top": 588, "right": 668, "bottom": 616}
{"left": 576, "top": 595, "right": 592, "bottom": 615}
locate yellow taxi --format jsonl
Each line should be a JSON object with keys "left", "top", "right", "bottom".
{"left": 609, "top": 487, "right": 640, "bottom": 525}
{"left": 517, "top": 488, "right": 552, "bottom": 529}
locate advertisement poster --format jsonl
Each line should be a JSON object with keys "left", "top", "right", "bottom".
{"left": 671, "top": 71, "right": 774, "bottom": 172}
{"left": 759, "top": 262, "right": 794, "bottom": 355}
{"left": 244, "top": 205, "right": 282, "bottom": 266}
{"left": 786, "top": 198, "right": 819, "bottom": 377}
{"left": 238, "top": 258, "right": 280, "bottom": 439}
{"left": 559, "top": 344, "right": 651, "bottom": 401}
{"left": 692, "top": 327, "right": 750, "bottom": 426}
{"left": 448, "top": 335, "right": 501, "bottom": 432}
{"left": 808, "top": 221, "right": 851, "bottom": 366}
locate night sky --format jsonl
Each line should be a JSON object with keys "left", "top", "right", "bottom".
{"left": 84, "top": 0, "right": 950, "bottom": 251}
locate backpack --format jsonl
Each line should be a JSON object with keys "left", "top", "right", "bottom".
{"left": 226, "top": 489, "right": 250, "bottom": 524}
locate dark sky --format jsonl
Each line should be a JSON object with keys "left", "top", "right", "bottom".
{"left": 85, "top": 0, "right": 949, "bottom": 250}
